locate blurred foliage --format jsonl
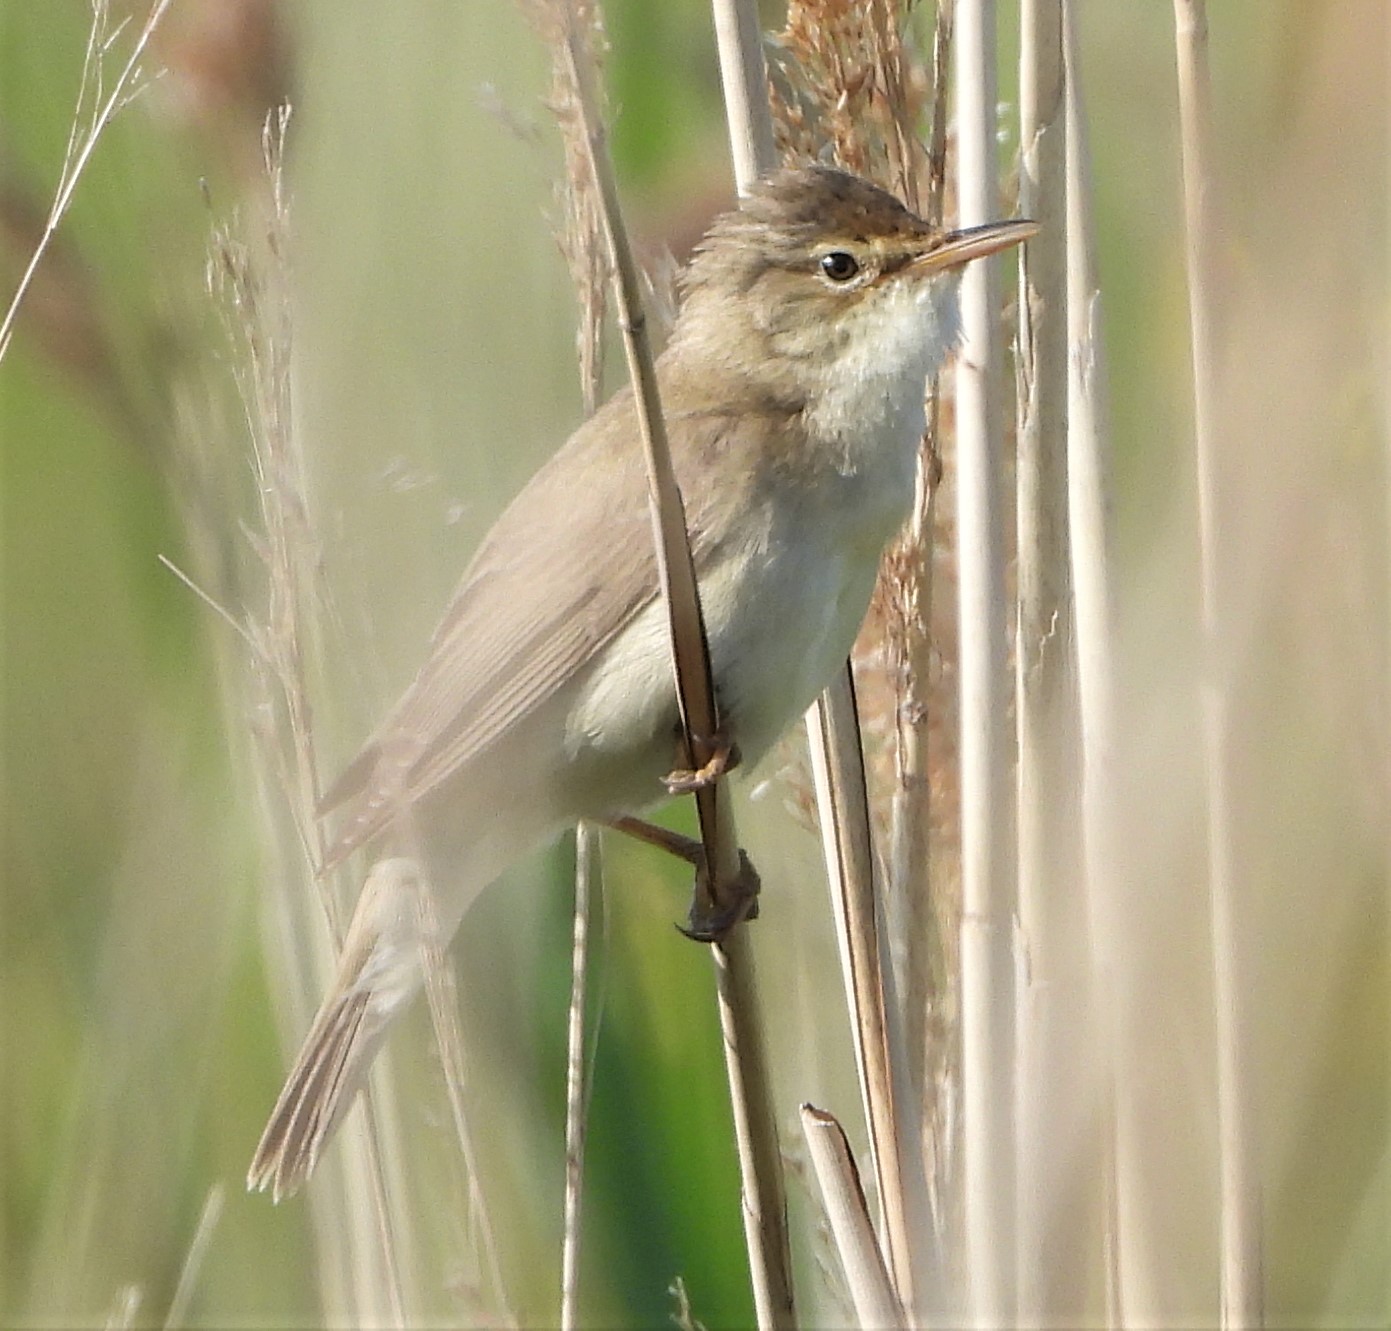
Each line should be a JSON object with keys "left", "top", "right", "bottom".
{"left": 1, "top": 0, "right": 1388, "bottom": 1326}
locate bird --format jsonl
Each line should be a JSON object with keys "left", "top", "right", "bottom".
{"left": 247, "top": 163, "right": 1034, "bottom": 1201}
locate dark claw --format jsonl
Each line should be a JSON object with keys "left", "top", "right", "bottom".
{"left": 677, "top": 849, "right": 762, "bottom": 943}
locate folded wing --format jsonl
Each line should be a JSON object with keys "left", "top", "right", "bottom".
{"left": 317, "top": 392, "right": 756, "bottom": 867}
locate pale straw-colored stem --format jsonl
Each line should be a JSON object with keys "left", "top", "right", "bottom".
{"left": 1171, "top": 3, "right": 1264, "bottom": 1325}
{"left": 560, "top": 824, "right": 601, "bottom": 1331}
{"left": 1015, "top": 1, "right": 1090, "bottom": 1321}
{"left": 801, "top": 1105, "right": 905, "bottom": 1331}
{"left": 1061, "top": 3, "right": 1127, "bottom": 1323}
{"left": 224, "top": 113, "right": 406, "bottom": 1324}
{"left": 806, "top": 675, "right": 922, "bottom": 1319}
{"left": 711, "top": 0, "right": 777, "bottom": 194}
{"left": 954, "top": 1, "right": 1018, "bottom": 1321}
{"left": 711, "top": 929, "right": 796, "bottom": 1329}
{"left": 559, "top": 17, "right": 737, "bottom": 907}
{"left": 562, "top": 10, "right": 794, "bottom": 1327}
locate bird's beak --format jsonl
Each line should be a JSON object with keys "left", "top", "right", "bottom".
{"left": 911, "top": 218, "right": 1039, "bottom": 274}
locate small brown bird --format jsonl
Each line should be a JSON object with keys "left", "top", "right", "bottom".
{"left": 248, "top": 164, "right": 1034, "bottom": 1200}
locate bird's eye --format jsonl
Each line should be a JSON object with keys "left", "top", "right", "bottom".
{"left": 819, "top": 251, "right": 860, "bottom": 283}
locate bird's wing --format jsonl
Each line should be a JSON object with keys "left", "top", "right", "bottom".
{"left": 317, "top": 390, "right": 755, "bottom": 868}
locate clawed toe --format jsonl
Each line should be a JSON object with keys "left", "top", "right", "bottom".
{"left": 604, "top": 816, "right": 761, "bottom": 944}
{"left": 662, "top": 737, "right": 742, "bottom": 794}
{"left": 679, "top": 848, "right": 761, "bottom": 943}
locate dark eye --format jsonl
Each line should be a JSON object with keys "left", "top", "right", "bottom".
{"left": 819, "top": 250, "right": 860, "bottom": 282}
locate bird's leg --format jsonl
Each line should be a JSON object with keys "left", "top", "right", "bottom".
{"left": 606, "top": 815, "right": 705, "bottom": 864}
{"left": 603, "top": 815, "right": 761, "bottom": 942}
{"left": 662, "top": 733, "right": 742, "bottom": 794}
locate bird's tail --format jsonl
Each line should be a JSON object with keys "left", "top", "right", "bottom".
{"left": 247, "top": 856, "right": 430, "bottom": 1202}
{"left": 246, "top": 987, "right": 388, "bottom": 1201}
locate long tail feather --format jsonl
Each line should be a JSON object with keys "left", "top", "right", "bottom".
{"left": 248, "top": 987, "right": 381, "bottom": 1202}
{"left": 248, "top": 856, "right": 455, "bottom": 1200}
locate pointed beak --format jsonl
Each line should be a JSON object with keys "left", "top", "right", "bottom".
{"left": 911, "top": 218, "right": 1039, "bottom": 274}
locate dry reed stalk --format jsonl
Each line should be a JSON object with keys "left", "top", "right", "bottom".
{"left": 0, "top": 0, "right": 173, "bottom": 363}
{"left": 712, "top": 0, "right": 778, "bottom": 195}
{"left": 556, "top": 11, "right": 741, "bottom": 921}
{"left": 1171, "top": 2, "right": 1265, "bottom": 1325}
{"left": 800, "top": 1105, "right": 905, "bottom": 1330}
{"left": 561, "top": 823, "right": 601, "bottom": 1331}
{"left": 804, "top": 676, "right": 916, "bottom": 1318}
{"left": 207, "top": 111, "right": 407, "bottom": 1325}
{"left": 712, "top": 11, "right": 905, "bottom": 1322}
{"left": 954, "top": 0, "right": 1019, "bottom": 1320}
{"left": 1057, "top": 0, "right": 1123, "bottom": 1318}
{"left": 1060, "top": 3, "right": 1125, "bottom": 1323}
{"left": 1014, "top": 0, "right": 1093, "bottom": 1320}
{"left": 551, "top": 5, "right": 795, "bottom": 1325}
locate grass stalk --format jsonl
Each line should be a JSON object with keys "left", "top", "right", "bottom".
{"left": 558, "top": 13, "right": 740, "bottom": 913}
{"left": 805, "top": 675, "right": 921, "bottom": 1318}
{"left": 560, "top": 824, "right": 601, "bottom": 1331}
{"left": 953, "top": 0, "right": 1019, "bottom": 1320}
{"left": 711, "top": 0, "right": 778, "bottom": 195}
{"left": 1014, "top": 0, "right": 1091, "bottom": 1319}
{"left": 211, "top": 110, "right": 408, "bottom": 1325}
{"left": 0, "top": 0, "right": 174, "bottom": 362}
{"left": 1059, "top": 4, "right": 1126, "bottom": 1323}
{"left": 409, "top": 859, "right": 513, "bottom": 1321}
{"left": 557, "top": 8, "right": 794, "bottom": 1325}
{"left": 1170, "top": 2, "right": 1265, "bottom": 1324}
{"left": 801, "top": 1105, "right": 905, "bottom": 1331}
{"left": 549, "top": 38, "right": 610, "bottom": 1314}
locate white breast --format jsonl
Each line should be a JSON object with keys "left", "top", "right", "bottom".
{"left": 804, "top": 273, "right": 961, "bottom": 481}
{"left": 564, "top": 272, "right": 960, "bottom": 790}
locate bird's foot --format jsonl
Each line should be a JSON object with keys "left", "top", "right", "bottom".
{"left": 604, "top": 815, "right": 761, "bottom": 943}
{"left": 663, "top": 735, "right": 741, "bottom": 794}
{"left": 679, "top": 848, "right": 761, "bottom": 942}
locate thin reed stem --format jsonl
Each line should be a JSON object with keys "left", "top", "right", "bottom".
{"left": 1015, "top": 0, "right": 1092, "bottom": 1320}
{"left": 801, "top": 1105, "right": 905, "bottom": 1331}
{"left": 213, "top": 109, "right": 408, "bottom": 1326}
{"left": 713, "top": 0, "right": 927, "bottom": 1316}
{"left": 954, "top": 1, "right": 1019, "bottom": 1320}
{"left": 1059, "top": 5, "right": 1126, "bottom": 1324}
{"left": 711, "top": 0, "right": 778, "bottom": 195}
{"left": 806, "top": 674, "right": 921, "bottom": 1319}
{"left": 1171, "top": 2, "right": 1265, "bottom": 1325}
{"left": 560, "top": 824, "right": 601, "bottom": 1331}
